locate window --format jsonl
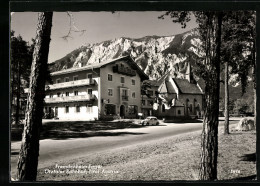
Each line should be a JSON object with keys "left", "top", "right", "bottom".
{"left": 162, "top": 104, "right": 165, "bottom": 112}
{"left": 73, "top": 76, "right": 78, "bottom": 81}
{"left": 128, "top": 105, "right": 137, "bottom": 114}
{"left": 190, "top": 104, "right": 193, "bottom": 112}
{"left": 108, "top": 89, "right": 113, "bottom": 96}
{"left": 122, "top": 89, "right": 127, "bottom": 96}
{"left": 65, "top": 92, "right": 69, "bottom": 97}
{"left": 87, "top": 73, "right": 92, "bottom": 79}
{"left": 178, "top": 110, "right": 181, "bottom": 115}
{"left": 142, "top": 100, "right": 146, "bottom": 105}
{"left": 121, "top": 77, "right": 125, "bottom": 83}
{"left": 74, "top": 91, "right": 78, "bottom": 96}
{"left": 108, "top": 74, "right": 113, "bottom": 81}
{"left": 86, "top": 104, "right": 93, "bottom": 113}
{"left": 105, "top": 104, "right": 116, "bottom": 115}
{"left": 56, "top": 79, "right": 61, "bottom": 84}
{"left": 132, "top": 92, "right": 136, "bottom": 98}
{"left": 64, "top": 77, "right": 69, "bottom": 82}
{"left": 50, "top": 94, "right": 53, "bottom": 98}
{"left": 149, "top": 100, "right": 154, "bottom": 106}
{"left": 88, "top": 89, "right": 92, "bottom": 95}
{"left": 65, "top": 106, "right": 69, "bottom": 113}
{"left": 131, "top": 79, "right": 135, "bottom": 85}
{"left": 57, "top": 92, "right": 61, "bottom": 97}
{"left": 76, "top": 105, "right": 80, "bottom": 113}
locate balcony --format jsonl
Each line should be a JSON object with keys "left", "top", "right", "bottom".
{"left": 45, "top": 94, "right": 96, "bottom": 103}
{"left": 46, "top": 79, "right": 96, "bottom": 90}
{"left": 113, "top": 65, "right": 136, "bottom": 76}
{"left": 122, "top": 95, "right": 129, "bottom": 101}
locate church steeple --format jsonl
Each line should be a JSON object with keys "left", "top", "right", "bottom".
{"left": 185, "top": 62, "right": 195, "bottom": 83}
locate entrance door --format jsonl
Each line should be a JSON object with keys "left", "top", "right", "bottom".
{"left": 120, "top": 105, "right": 125, "bottom": 118}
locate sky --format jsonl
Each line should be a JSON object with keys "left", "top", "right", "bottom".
{"left": 11, "top": 12, "right": 197, "bottom": 63}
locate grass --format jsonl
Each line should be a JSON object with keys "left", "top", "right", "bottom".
{"left": 36, "top": 127, "right": 256, "bottom": 181}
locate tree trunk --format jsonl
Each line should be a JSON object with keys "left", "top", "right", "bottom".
{"left": 15, "top": 61, "right": 21, "bottom": 126}
{"left": 252, "top": 33, "right": 256, "bottom": 126}
{"left": 199, "top": 12, "right": 222, "bottom": 180}
{"left": 16, "top": 12, "right": 53, "bottom": 181}
{"left": 224, "top": 61, "right": 229, "bottom": 134}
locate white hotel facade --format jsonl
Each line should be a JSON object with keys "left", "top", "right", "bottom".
{"left": 43, "top": 56, "right": 149, "bottom": 120}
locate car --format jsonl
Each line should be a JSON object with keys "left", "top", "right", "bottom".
{"left": 141, "top": 116, "right": 159, "bottom": 126}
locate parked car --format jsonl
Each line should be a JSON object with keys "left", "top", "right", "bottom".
{"left": 141, "top": 116, "right": 159, "bottom": 126}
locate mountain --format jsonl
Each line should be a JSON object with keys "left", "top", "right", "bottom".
{"left": 49, "top": 28, "right": 202, "bottom": 80}
{"left": 49, "top": 28, "right": 254, "bottom": 112}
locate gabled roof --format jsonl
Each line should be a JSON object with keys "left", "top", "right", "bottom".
{"left": 143, "top": 80, "right": 160, "bottom": 87}
{"left": 50, "top": 55, "right": 149, "bottom": 81}
{"left": 157, "top": 69, "right": 172, "bottom": 85}
{"left": 173, "top": 78, "right": 203, "bottom": 94}
{"left": 158, "top": 81, "right": 176, "bottom": 94}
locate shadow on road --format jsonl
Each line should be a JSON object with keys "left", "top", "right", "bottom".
{"left": 11, "top": 120, "right": 148, "bottom": 141}
{"left": 165, "top": 120, "right": 203, "bottom": 124}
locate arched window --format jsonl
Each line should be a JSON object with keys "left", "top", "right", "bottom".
{"left": 190, "top": 104, "right": 192, "bottom": 112}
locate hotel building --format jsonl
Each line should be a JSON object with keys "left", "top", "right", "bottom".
{"left": 43, "top": 56, "right": 149, "bottom": 120}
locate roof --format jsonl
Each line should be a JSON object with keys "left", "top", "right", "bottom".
{"left": 157, "top": 69, "right": 172, "bottom": 85}
{"left": 143, "top": 80, "right": 160, "bottom": 87}
{"left": 144, "top": 70, "right": 172, "bottom": 88}
{"left": 158, "top": 81, "right": 176, "bottom": 94}
{"left": 173, "top": 78, "right": 203, "bottom": 94}
{"left": 50, "top": 55, "right": 149, "bottom": 81}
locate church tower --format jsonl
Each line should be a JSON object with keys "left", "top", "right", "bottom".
{"left": 185, "top": 62, "right": 196, "bottom": 83}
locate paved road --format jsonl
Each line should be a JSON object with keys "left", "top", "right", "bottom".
{"left": 11, "top": 117, "right": 241, "bottom": 176}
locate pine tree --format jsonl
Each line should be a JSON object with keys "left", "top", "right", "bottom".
{"left": 16, "top": 12, "right": 53, "bottom": 181}
{"left": 159, "top": 11, "right": 223, "bottom": 180}
{"left": 10, "top": 33, "right": 32, "bottom": 126}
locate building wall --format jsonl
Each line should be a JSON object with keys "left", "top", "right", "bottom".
{"left": 44, "top": 69, "right": 100, "bottom": 120}
{"left": 50, "top": 69, "right": 99, "bottom": 84}
{"left": 45, "top": 102, "right": 99, "bottom": 120}
{"left": 100, "top": 60, "right": 142, "bottom": 119}
{"left": 178, "top": 94, "right": 203, "bottom": 116}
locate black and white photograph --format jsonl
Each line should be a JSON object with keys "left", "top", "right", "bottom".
{"left": 9, "top": 2, "right": 257, "bottom": 182}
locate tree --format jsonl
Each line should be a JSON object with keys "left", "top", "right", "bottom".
{"left": 221, "top": 11, "right": 256, "bottom": 134}
{"left": 16, "top": 12, "right": 53, "bottom": 181}
{"left": 159, "top": 11, "right": 223, "bottom": 180}
{"left": 11, "top": 33, "right": 33, "bottom": 126}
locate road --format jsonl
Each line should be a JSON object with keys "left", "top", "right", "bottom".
{"left": 11, "top": 117, "right": 241, "bottom": 176}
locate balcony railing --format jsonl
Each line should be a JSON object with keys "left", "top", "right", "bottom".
{"left": 46, "top": 78, "right": 96, "bottom": 90}
{"left": 113, "top": 65, "right": 136, "bottom": 76}
{"left": 122, "top": 95, "right": 129, "bottom": 101}
{"left": 45, "top": 94, "right": 96, "bottom": 103}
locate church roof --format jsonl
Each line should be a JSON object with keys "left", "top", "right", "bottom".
{"left": 173, "top": 78, "right": 203, "bottom": 95}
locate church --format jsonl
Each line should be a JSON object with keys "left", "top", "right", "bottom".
{"left": 141, "top": 63, "right": 204, "bottom": 119}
